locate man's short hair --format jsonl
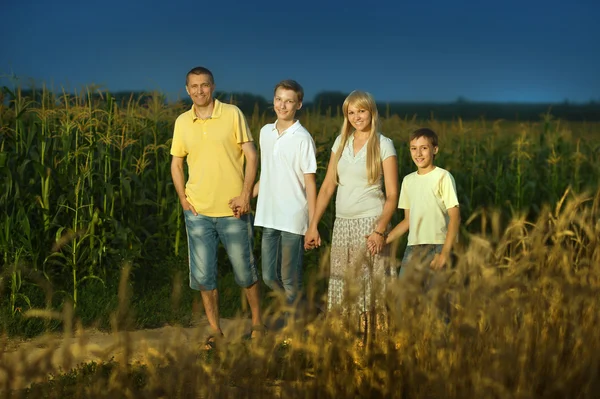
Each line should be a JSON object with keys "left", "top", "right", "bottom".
{"left": 274, "top": 80, "right": 304, "bottom": 103}
{"left": 186, "top": 66, "right": 214, "bottom": 85}
{"left": 410, "top": 128, "right": 438, "bottom": 147}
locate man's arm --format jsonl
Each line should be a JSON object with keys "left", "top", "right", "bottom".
{"left": 171, "top": 155, "right": 197, "bottom": 215}
{"left": 230, "top": 141, "right": 258, "bottom": 217}
{"left": 431, "top": 206, "right": 460, "bottom": 269}
{"left": 240, "top": 141, "right": 258, "bottom": 197}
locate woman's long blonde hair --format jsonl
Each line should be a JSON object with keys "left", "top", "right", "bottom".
{"left": 333, "top": 91, "right": 381, "bottom": 185}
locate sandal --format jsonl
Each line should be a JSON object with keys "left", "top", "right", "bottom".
{"left": 250, "top": 324, "right": 267, "bottom": 340}
{"left": 204, "top": 332, "right": 224, "bottom": 351}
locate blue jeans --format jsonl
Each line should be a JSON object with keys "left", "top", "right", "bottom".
{"left": 261, "top": 228, "right": 304, "bottom": 304}
{"left": 399, "top": 244, "right": 451, "bottom": 322}
{"left": 398, "top": 244, "right": 444, "bottom": 278}
{"left": 184, "top": 212, "right": 258, "bottom": 291}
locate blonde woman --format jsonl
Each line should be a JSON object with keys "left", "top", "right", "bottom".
{"left": 304, "top": 91, "right": 398, "bottom": 326}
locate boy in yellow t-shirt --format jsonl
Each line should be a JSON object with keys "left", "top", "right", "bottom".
{"left": 386, "top": 128, "right": 460, "bottom": 276}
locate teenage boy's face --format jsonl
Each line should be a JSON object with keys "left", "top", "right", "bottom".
{"left": 410, "top": 136, "right": 438, "bottom": 173}
{"left": 273, "top": 88, "right": 302, "bottom": 122}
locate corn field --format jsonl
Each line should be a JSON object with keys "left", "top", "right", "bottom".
{"left": 1, "top": 85, "right": 600, "bottom": 397}
{"left": 0, "top": 85, "right": 599, "bottom": 322}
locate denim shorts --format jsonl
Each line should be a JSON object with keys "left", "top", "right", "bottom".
{"left": 398, "top": 244, "right": 444, "bottom": 277}
{"left": 184, "top": 211, "right": 258, "bottom": 291}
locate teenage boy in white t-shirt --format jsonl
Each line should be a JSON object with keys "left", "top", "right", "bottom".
{"left": 250, "top": 80, "right": 317, "bottom": 307}
{"left": 386, "top": 128, "right": 460, "bottom": 275}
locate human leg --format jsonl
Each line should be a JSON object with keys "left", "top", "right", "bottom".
{"left": 353, "top": 217, "right": 390, "bottom": 342}
{"left": 200, "top": 289, "right": 223, "bottom": 347}
{"left": 398, "top": 245, "right": 414, "bottom": 278}
{"left": 183, "top": 211, "right": 222, "bottom": 338}
{"left": 244, "top": 282, "right": 263, "bottom": 330}
{"left": 398, "top": 244, "right": 449, "bottom": 322}
{"left": 279, "top": 230, "right": 304, "bottom": 305}
{"left": 399, "top": 244, "right": 443, "bottom": 277}
{"left": 261, "top": 228, "right": 283, "bottom": 294}
{"left": 328, "top": 216, "right": 387, "bottom": 336}
{"left": 218, "top": 214, "right": 262, "bottom": 328}
{"left": 327, "top": 218, "right": 348, "bottom": 312}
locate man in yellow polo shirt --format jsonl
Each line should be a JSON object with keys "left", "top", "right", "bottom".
{"left": 170, "top": 66, "right": 262, "bottom": 349}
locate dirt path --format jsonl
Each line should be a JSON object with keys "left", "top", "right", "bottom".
{"left": 0, "top": 318, "right": 254, "bottom": 391}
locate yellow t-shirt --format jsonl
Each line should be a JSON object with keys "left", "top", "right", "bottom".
{"left": 398, "top": 166, "right": 459, "bottom": 245}
{"left": 170, "top": 99, "right": 253, "bottom": 216}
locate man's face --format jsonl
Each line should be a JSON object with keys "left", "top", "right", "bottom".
{"left": 273, "top": 87, "right": 302, "bottom": 122}
{"left": 186, "top": 73, "right": 215, "bottom": 108}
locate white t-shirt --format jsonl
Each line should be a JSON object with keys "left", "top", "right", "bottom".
{"left": 332, "top": 133, "right": 397, "bottom": 219}
{"left": 398, "top": 166, "right": 459, "bottom": 245}
{"left": 254, "top": 120, "right": 317, "bottom": 235}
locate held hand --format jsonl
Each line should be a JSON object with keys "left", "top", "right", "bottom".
{"left": 365, "top": 232, "right": 385, "bottom": 256}
{"left": 228, "top": 198, "right": 239, "bottom": 218}
{"left": 429, "top": 253, "right": 448, "bottom": 270}
{"left": 304, "top": 228, "right": 321, "bottom": 250}
{"left": 229, "top": 195, "right": 251, "bottom": 218}
{"left": 181, "top": 199, "right": 198, "bottom": 216}
{"left": 305, "top": 236, "right": 321, "bottom": 250}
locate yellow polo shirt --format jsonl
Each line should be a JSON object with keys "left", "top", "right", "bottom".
{"left": 170, "top": 99, "right": 253, "bottom": 216}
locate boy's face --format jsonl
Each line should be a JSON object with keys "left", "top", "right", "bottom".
{"left": 273, "top": 87, "right": 302, "bottom": 122}
{"left": 410, "top": 136, "right": 438, "bottom": 173}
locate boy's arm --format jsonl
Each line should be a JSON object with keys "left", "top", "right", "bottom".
{"left": 431, "top": 206, "right": 460, "bottom": 270}
{"left": 252, "top": 180, "right": 260, "bottom": 199}
{"left": 386, "top": 209, "right": 409, "bottom": 244}
{"left": 304, "top": 173, "right": 317, "bottom": 225}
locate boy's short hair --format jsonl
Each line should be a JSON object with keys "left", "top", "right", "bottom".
{"left": 274, "top": 80, "right": 304, "bottom": 103}
{"left": 410, "top": 128, "right": 438, "bottom": 147}
{"left": 186, "top": 66, "right": 214, "bottom": 85}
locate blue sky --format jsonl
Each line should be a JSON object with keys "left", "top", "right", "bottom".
{"left": 2, "top": 0, "right": 599, "bottom": 103}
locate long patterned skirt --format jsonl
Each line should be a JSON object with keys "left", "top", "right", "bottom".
{"left": 327, "top": 216, "right": 390, "bottom": 316}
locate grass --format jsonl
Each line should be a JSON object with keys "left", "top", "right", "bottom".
{"left": 0, "top": 256, "right": 199, "bottom": 336}
{"left": 0, "top": 250, "right": 321, "bottom": 337}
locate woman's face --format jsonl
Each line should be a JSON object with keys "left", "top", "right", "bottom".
{"left": 347, "top": 103, "right": 372, "bottom": 133}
